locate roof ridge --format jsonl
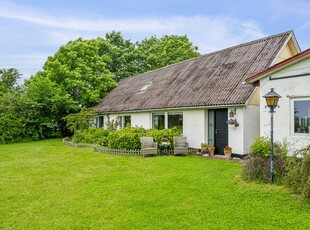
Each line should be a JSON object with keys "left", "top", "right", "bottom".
{"left": 122, "top": 30, "right": 293, "bottom": 82}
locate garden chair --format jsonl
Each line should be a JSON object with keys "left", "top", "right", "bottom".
{"left": 173, "top": 136, "right": 189, "bottom": 156}
{"left": 140, "top": 137, "right": 158, "bottom": 157}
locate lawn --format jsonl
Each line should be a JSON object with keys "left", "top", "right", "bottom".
{"left": 1, "top": 139, "right": 309, "bottom": 229}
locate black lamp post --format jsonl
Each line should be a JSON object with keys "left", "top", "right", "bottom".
{"left": 263, "top": 88, "right": 281, "bottom": 183}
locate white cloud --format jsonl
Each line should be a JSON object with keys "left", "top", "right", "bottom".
{"left": 0, "top": 1, "right": 265, "bottom": 53}
{"left": 0, "top": 1, "right": 267, "bottom": 78}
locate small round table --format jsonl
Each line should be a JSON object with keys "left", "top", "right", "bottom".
{"left": 159, "top": 142, "right": 171, "bottom": 155}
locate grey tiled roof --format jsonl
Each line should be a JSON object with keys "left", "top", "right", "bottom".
{"left": 95, "top": 31, "right": 292, "bottom": 113}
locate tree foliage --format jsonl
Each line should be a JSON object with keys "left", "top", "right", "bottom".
{"left": 135, "top": 35, "right": 200, "bottom": 73}
{"left": 97, "top": 32, "right": 200, "bottom": 81}
{"left": 0, "top": 68, "right": 21, "bottom": 96}
{"left": 63, "top": 108, "right": 97, "bottom": 134}
{"left": 24, "top": 74, "right": 78, "bottom": 138}
{"left": 43, "top": 38, "right": 117, "bottom": 107}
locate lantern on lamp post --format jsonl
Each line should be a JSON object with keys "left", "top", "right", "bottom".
{"left": 263, "top": 88, "right": 281, "bottom": 183}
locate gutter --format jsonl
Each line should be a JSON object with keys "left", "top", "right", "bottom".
{"left": 269, "top": 72, "right": 310, "bottom": 81}
{"left": 97, "top": 104, "right": 246, "bottom": 115}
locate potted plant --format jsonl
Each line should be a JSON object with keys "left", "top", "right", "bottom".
{"left": 201, "top": 143, "right": 208, "bottom": 153}
{"left": 208, "top": 145, "right": 215, "bottom": 156}
{"left": 161, "top": 137, "right": 169, "bottom": 145}
{"left": 224, "top": 145, "right": 232, "bottom": 160}
{"left": 226, "top": 118, "right": 239, "bottom": 127}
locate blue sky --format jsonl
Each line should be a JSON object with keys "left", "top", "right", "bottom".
{"left": 1, "top": 0, "right": 310, "bottom": 80}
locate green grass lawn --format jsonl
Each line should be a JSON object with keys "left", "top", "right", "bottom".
{"left": 1, "top": 139, "right": 309, "bottom": 229}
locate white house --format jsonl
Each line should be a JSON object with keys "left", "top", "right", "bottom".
{"left": 94, "top": 31, "right": 300, "bottom": 156}
{"left": 246, "top": 48, "right": 310, "bottom": 152}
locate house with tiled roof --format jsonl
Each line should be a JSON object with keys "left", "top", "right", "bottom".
{"left": 246, "top": 48, "right": 310, "bottom": 151}
{"left": 94, "top": 31, "right": 300, "bottom": 155}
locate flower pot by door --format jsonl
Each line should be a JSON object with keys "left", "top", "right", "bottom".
{"left": 201, "top": 146, "right": 208, "bottom": 153}
{"left": 224, "top": 150, "right": 231, "bottom": 160}
{"left": 208, "top": 148, "right": 215, "bottom": 156}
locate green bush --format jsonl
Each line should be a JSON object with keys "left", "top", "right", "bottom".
{"left": 145, "top": 127, "right": 182, "bottom": 145}
{"left": 242, "top": 137, "right": 288, "bottom": 184}
{"left": 107, "top": 127, "right": 146, "bottom": 149}
{"left": 72, "top": 126, "right": 183, "bottom": 150}
{"left": 285, "top": 145, "right": 310, "bottom": 199}
{"left": 250, "top": 137, "right": 270, "bottom": 156}
{"left": 107, "top": 127, "right": 182, "bottom": 150}
{"left": 73, "top": 128, "right": 109, "bottom": 145}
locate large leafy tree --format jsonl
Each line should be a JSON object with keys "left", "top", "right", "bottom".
{"left": 98, "top": 31, "right": 139, "bottom": 82}
{"left": 24, "top": 74, "right": 78, "bottom": 138}
{"left": 0, "top": 68, "right": 21, "bottom": 96}
{"left": 43, "top": 38, "right": 117, "bottom": 107}
{"left": 0, "top": 88, "right": 27, "bottom": 143}
{"left": 97, "top": 32, "right": 200, "bottom": 81}
{"left": 135, "top": 34, "right": 200, "bottom": 73}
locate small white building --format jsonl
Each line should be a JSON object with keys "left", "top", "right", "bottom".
{"left": 94, "top": 31, "right": 300, "bottom": 156}
{"left": 246, "top": 48, "right": 310, "bottom": 152}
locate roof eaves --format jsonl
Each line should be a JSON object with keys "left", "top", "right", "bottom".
{"left": 246, "top": 48, "right": 310, "bottom": 83}
{"left": 97, "top": 103, "right": 247, "bottom": 114}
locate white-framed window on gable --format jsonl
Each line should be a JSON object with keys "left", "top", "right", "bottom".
{"left": 96, "top": 116, "right": 104, "bottom": 128}
{"left": 120, "top": 115, "right": 131, "bottom": 128}
{"left": 293, "top": 98, "right": 310, "bottom": 134}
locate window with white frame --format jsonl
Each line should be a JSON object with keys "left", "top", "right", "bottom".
{"left": 152, "top": 113, "right": 165, "bottom": 130}
{"left": 168, "top": 112, "right": 183, "bottom": 130}
{"left": 293, "top": 99, "right": 310, "bottom": 134}
{"left": 119, "top": 115, "right": 131, "bottom": 128}
{"left": 152, "top": 112, "right": 183, "bottom": 130}
{"left": 96, "top": 116, "right": 104, "bottom": 128}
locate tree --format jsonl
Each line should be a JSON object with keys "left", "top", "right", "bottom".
{"left": 43, "top": 38, "right": 117, "bottom": 107}
{"left": 0, "top": 88, "right": 27, "bottom": 143}
{"left": 0, "top": 68, "right": 21, "bottom": 96}
{"left": 98, "top": 31, "right": 139, "bottom": 81}
{"left": 135, "top": 35, "right": 200, "bottom": 73}
{"left": 97, "top": 32, "right": 201, "bottom": 81}
{"left": 63, "top": 107, "right": 97, "bottom": 134}
{"left": 24, "top": 74, "right": 78, "bottom": 138}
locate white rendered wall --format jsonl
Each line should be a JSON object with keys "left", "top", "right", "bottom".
{"left": 183, "top": 110, "right": 206, "bottom": 148}
{"left": 243, "top": 105, "right": 260, "bottom": 154}
{"left": 228, "top": 108, "right": 244, "bottom": 155}
{"left": 260, "top": 57, "right": 310, "bottom": 151}
{"left": 131, "top": 112, "right": 151, "bottom": 129}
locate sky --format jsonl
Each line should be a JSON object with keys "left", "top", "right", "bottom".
{"left": 1, "top": 0, "right": 310, "bottom": 81}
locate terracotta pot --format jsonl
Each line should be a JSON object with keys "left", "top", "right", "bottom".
{"left": 224, "top": 150, "right": 232, "bottom": 160}
{"left": 208, "top": 148, "right": 215, "bottom": 156}
{"left": 201, "top": 146, "right": 208, "bottom": 153}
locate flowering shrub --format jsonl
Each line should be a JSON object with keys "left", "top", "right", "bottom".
{"left": 161, "top": 137, "right": 169, "bottom": 142}
{"left": 224, "top": 145, "right": 232, "bottom": 151}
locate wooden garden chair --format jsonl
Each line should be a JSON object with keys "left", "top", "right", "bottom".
{"left": 140, "top": 137, "right": 158, "bottom": 157}
{"left": 173, "top": 136, "right": 189, "bottom": 156}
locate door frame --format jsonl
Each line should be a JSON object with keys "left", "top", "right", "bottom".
{"left": 208, "top": 109, "right": 228, "bottom": 155}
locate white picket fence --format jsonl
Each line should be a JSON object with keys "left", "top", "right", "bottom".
{"left": 94, "top": 146, "right": 142, "bottom": 156}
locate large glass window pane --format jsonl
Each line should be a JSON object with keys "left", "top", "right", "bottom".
{"left": 208, "top": 110, "right": 215, "bottom": 145}
{"left": 119, "top": 115, "right": 131, "bottom": 128}
{"left": 153, "top": 113, "right": 165, "bottom": 130}
{"left": 124, "top": 116, "right": 131, "bottom": 127}
{"left": 168, "top": 113, "right": 183, "bottom": 130}
{"left": 294, "top": 100, "right": 310, "bottom": 134}
{"left": 96, "top": 116, "right": 104, "bottom": 128}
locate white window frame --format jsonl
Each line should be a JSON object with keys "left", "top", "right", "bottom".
{"left": 119, "top": 115, "right": 131, "bottom": 128}
{"left": 96, "top": 116, "right": 104, "bottom": 128}
{"left": 152, "top": 112, "right": 183, "bottom": 130}
{"left": 290, "top": 97, "right": 310, "bottom": 136}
